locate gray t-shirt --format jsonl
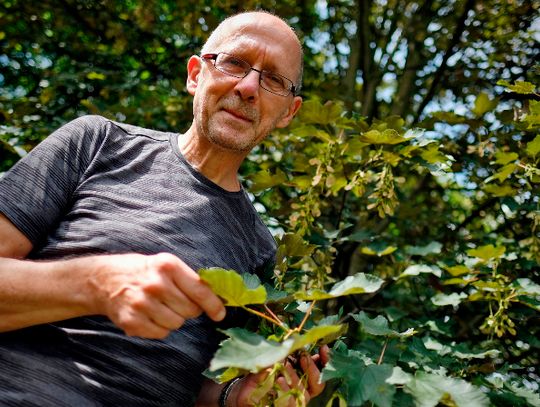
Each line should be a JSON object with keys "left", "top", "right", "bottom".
{"left": 0, "top": 115, "right": 276, "bottom": 406}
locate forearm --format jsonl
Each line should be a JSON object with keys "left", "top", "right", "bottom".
{"left": 0, "top": 256, "right": 95, "bottom": 332}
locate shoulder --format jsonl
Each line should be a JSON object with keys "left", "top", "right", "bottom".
{"left": 56, "top": 115, "right": 173, "bottom": 145}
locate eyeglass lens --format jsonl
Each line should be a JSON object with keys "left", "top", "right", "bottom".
{"left": 214, "top": 53, "right": 293, "bottom": 96}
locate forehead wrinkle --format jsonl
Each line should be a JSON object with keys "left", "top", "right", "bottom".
{"left": 218, "top": 30, "right": 298, "bottom": 77}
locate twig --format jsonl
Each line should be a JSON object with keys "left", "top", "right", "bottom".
{"left": 298, "top": 301, "right": 317, "bottom": 332}
{"left": 377, "top": 338, "right": 389, "bottom": 365}
{"left": 242, "top": 306, "right": 286, "bottom": 329}
{"left": 264, "top": 304, "right": 288, "bottom": 330}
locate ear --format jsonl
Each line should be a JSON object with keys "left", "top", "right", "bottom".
{"left": 276, "top": 96, "right": 303, "bottom": 128}
{"left": 186, "top": 56, "right": 202, "bottom": 96}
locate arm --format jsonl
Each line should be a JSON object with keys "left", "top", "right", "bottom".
{"left": 0, "top": 213, "right": 226, "bottom": 337}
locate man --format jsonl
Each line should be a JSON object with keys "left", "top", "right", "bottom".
{"left": 0, "top": 10, "right": 326, "bottom": 407}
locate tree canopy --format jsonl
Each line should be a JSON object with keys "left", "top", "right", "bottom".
{"left": 1, "top": 1, "right": 539, "bottom": 406}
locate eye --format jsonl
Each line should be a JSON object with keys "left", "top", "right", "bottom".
{"left": 221, "top": 55, "right": 246, "bottom": 70}
{"left": 264, "top": 72, "right": 287, "bottom": 88}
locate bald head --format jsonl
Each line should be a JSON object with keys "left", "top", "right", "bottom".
{"left": 200, "top": 11, "right": 304, "bottom": 91}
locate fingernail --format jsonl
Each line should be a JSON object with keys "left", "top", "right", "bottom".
{"left": 217, "top": 308, "right": 226, "bottom": 320}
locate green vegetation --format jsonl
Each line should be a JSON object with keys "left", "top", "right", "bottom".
{"left": 1, "top": 1, "right": 538, "bottom": 405}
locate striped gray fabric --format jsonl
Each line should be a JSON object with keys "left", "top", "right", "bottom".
{"left": 0, "top": 116, "right": 276, "bottom": 406}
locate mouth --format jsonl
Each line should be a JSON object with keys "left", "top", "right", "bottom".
{"left": 222, "top": 108, "right": 254, "bottom": 123}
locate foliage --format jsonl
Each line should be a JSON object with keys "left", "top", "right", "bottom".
{"left": 199, "top": 89, "right": 539, "bottom": 405}
{"left": 1, "top": 1, "right": 539, "bottom": 406}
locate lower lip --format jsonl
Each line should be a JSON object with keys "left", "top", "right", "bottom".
{"left": 223, "top": 110, "right": 252, "bottom": 123}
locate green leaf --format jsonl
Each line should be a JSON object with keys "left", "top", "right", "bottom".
{"left": 298, "top": 99, "right": 343, "bottom": 125}
{"left": 399, "top": 265, "right": 442, "bottom": 278}
{"left": 405, "top": 241, "right": 442, "bottom": 256}
{"left": 472, "top": 93, "right": 496, "bottom": 116}
{"left": 526, "top": 134, "right": 540, "bottom": 157}
{"left": 484, "top": 163, "right": 517, "bottom": 183}
{"left": 497, "top": 79, "right": 537, "bottom": 94}
{"left": 515, "top": 278, "right": 540, "bottom": 295}
{"left": 277, "top": 232, "right": 315, "bottom": 257}
{"left": 86, "top": 71, "right": 106, "bottom": 80}
{"left": 494, "top": 151, "right": 519, "bottom": 165}
{"left": 362, "top": 364, "right": 396, "bottom": 407}
{"left": 385, "top": 366, "right": 413, "bottom": 385}
{"left": 199, "top": 268, "right": 266, "bottom": 306}
{"left": 404, "top": 372, "right": 489, "bottom": 407}
{"left": 431, "top": 292, "right": 467, "bottom": 306}
{"left": 467, "top": 244, "right": 505, "bottom": 261}
{"left": 351, "top": 311, "right": 415, "bottom": 337}
{"left": 483, "top": 184, "right": 516, "bottom": 197}
{"left": 249, "top": 168, "right": 287, "bottom": 192}
{"left": 322, "top": 345, "right": 395, "bottom": 407}
{"left": 290, "top": 324, "right": 347, "bottom": 352}
{"left": 506, "top": 382, "right": 540, "bottom": 407}
{"left": 293, "top": 125, "right": 333, "bottom": 142}
{"left": 444, "top": 265, "right": 471, "bottom": 276}
{"left": 295, "top": 273, "right": 384, "bottom": 300}
{"left": 209, "top": 325, "right": 345, "bottom": 378}
{"left": 209, "top": 328, "right": 292, "bottom": 374}
{"left": 361, "top": 244, "right": 397, "bottom": 257}
{"left": 358, "top": 129, "right": 410, "bottom": 145}
{"left": 420, "top": 144, "right": 454, "bottom": 164}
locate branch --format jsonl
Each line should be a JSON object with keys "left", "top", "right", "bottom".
{"left": 413, "top": 0, "right": 476, "bottom": 124}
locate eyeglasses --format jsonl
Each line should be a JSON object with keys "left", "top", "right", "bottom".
{"left": 201, "top": 53, "right": 297, "bottom": 97}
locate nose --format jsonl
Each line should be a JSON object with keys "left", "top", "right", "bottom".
{"left": 234, "top": 69, "right": 260, "bottom": 101}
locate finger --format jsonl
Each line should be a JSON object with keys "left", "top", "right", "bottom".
{"left": 114, "top": 308, "right": 171, "bottom": 339}
{"left": 284, "top": 362, "right": 310, "bottom": 403}
{"left": 319, "top": 344, "right": 330, "bottom": 366}
{"left": 299, "top": 353, "right": 325, "bottom": 397}
{"left": 162, "top": 289, "right": 203, "bottom": 320}
{"left": 276, "top": 376, "right": 291, "bottom": 393}
{"left": 154, "top": 253, "right": 226, "bottom": 321}
{"left": 284, "top": 361, "right": 302, "bottom": 387}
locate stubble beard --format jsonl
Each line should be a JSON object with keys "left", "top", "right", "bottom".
{"left": 197, "top": 96, "right": 280, "bottom": 153}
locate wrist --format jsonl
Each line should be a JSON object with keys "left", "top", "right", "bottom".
{"left": 219, "top": 377, "right": 242, "bottom": 407}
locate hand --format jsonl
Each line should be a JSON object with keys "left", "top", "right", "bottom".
{"left": 86, "top": 252, "right": 226, "bottom": 338}
{"left": 232, "top": 345, "right": 330, "bottom": 407}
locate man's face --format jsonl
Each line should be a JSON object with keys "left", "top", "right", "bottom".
{"left": 187, "top": 15, "right": 302, "bottom": 154}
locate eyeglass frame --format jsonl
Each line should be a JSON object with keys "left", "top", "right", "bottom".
{"left": 200, "top": 52, "right": 298, "bottom": 97}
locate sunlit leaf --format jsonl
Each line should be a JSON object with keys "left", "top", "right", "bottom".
{"left": 359, "top": 129, "right": 409, "bottom": 145}
{"left": 494, "top": 151, "right": 518, "bottom": 165}
{"left": 431, "top": 292, "right": 467, "bottom": 306}
{"left": 277, "top": 232, "right": 315, "bottom": 257}
{"left": 361, "top": 245, "right": 397, "bottom": 257}
{"left": 404, "top": 371, "right": 489, "bottom": 407}
{"left": 199, "top": 268, "right": 266, "bottom": 306}
{"left": 405, "top": 241, "right": 442, "bottom": 256}
{"left": 399, "top": 265, "right": 442, "bottom": 278}
{"left": 290, "top": 324, "right": 347, "bottom": 352}
{"left": 249, "top": 168, "right": 287, "bottom": 192}
{"left": 483, "top": 184, "right": 516, "bottom": 197}
{"left": 526, "top": 134, "right": 540, "bottom": 157}
{"left": 209, "top": 328, "right": 292, "bottom": 374}
{"left": 351, "top": 311, "right": 415, "bottom": 337}
{"left": 472, "top": 93, "right": 497, "bottom": 116}
{"left": 444, "top": 265, "right": 469, "bottom": 277}
{"left": 484, "top": 164, "right": 517, "bottom": 183}
{"left": 497, "top": 79, "right": 537, "bottom": 94}
{"left": 295, "top": 273, "right": 384, "bottom": 300}
{"left": 467, "top": 244, "right": 505, "bottom": 261}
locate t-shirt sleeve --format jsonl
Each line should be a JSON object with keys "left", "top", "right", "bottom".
{"left": 0, "top": 115, "right": 109, "bottom": 246}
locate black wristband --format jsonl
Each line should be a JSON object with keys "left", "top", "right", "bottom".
{"left": 218, "top": 377, "right": 242, "bottom": 407}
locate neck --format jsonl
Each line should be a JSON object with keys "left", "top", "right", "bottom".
{"left": 178, "top": 125, "right": 246, "bottom": 192}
